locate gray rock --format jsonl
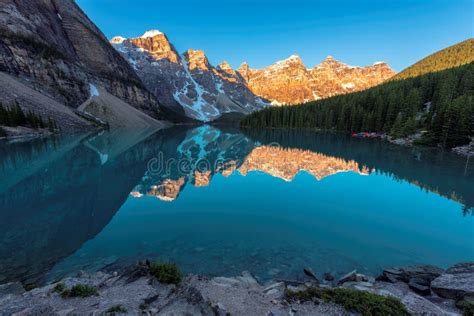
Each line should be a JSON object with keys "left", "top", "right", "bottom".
{"left": 212, "top": 277, "right": 241, "bottom": 287}
{"left": 236, "top": 271, "right": 260, "bottom": 288}
{"left": 263, "top": 282, "right": 286, "bottom": 298}
{"left": 276, "top": 279, "right": 305, "bottom": 286}
{"left": 377, "top": 265, "right": 444, "bottom": 284}
{"left": 323, "top": 272, "right": 334, "bottom": 281}
{"left": 287, "top": 285, "right": 307, "bottom": 293}
{"left": 407, "top": 278, "right": 431, "bottom": 296}
{"left": 431, "top": 262, "right": 474, "bottom": 299}
{"left": 157, "top": 286, "right": 214, "bottom": 316}
{"left": 336, "top": 270, "right": 357, "bottom": 285}
{"left": 355, "top": 281, "right": 456, "bottom": 315}
{"left": 446, "top": 262, "right": 474, "bottom": 274}
{"left": 401, "top": 291, "right": 453, "bottom": 315}
{"left": 303, "top": 268, "right": 319, "bottom": 283}
{"left": 0, "top": 282, "right": 25, "bottom": 296}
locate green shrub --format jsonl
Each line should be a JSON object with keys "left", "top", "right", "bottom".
{"left": 456, "top": 298, "right": 474, "bottom": 316}
{"left": 106, "top": 305, "right": 127, "bottom": 314}
{"left": 150, "top": 262, "right": 182, "bottom": 285}
{"left": 61, "top": 284, "right": 98, "bottom": 298}
{"left": 286, "top": 287, "right": 410, "bottom": 316}
{"left": 52, "top": 282, "right": 66, "bottom": 294}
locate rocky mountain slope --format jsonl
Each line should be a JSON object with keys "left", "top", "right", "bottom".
{"left": 111, "top": 31, "right": 269, "bottom": 122}
{"left": 238, "top": 55, "right": 396, "bottom": 105}
{"left": 0, "top": 0, "right": 164, "bottom": 131}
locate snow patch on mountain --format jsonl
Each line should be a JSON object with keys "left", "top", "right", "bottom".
{"left": 110, "top": 36, "right": 127, "bottom": 44}
{"left": 342, "top": 82, "right": 355, "bottom": 89}
{"left": 141, "top": 30, "right": 163, "bottom": 38}
{"left": 89, "top": 84, "right": 99, "bottom": 97}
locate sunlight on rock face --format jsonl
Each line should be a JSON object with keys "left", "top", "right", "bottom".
{"left": 146, "top": 177, "right": 186, "bottom": 202}
{"left": 239, "top": 146, "right": 371, "bottom": 182}
{"left": 194, "top": 170, "right": 212, "bottom": 187}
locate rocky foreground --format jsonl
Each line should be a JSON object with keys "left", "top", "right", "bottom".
{"left": 0, "top": 262, "right": 473, "bottom": 315}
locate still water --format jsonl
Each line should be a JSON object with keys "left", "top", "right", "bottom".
{"left": 0, "top": 126, "right": 473, "bottom": 287}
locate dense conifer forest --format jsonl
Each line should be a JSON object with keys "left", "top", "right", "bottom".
{"left": 241, "top": 62, "right": 474, "bottom": 148}
{"left": 241, "top": 39, "right": 474, "bottom": 148}
{"left": 0, "top": 102, "right": 58, "bottom": 136}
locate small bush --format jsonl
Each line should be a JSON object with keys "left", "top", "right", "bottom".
{"left": 106, "top": 305, "right": 127, "bottom": 314}
{"left": 52, "top": 282, "right": 66, "bottom": 294}
{"left": 150, "top": 262, "right": 182, "bottom": 285}
{"left": 61, "top": 284, "right": 98, "bottom": 298}
{"left": 456, "top": 298, "right": 474, "bottom": 316}
{"left": 286, "top": 287, "right": 410, "bottom": 316}
{"left": 0, "top": 127, "right": 7, "bottom": 137}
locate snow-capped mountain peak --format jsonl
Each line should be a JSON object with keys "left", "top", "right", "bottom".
{"left": 184, "top": 49, "right": 210, "bottom": 71}
{"left": 110, "top": 36, "right": 126, "bottom": 44}
{"left": 217, "top": 61, "right": 235, "bottom": 75}
{"left": 111, "top": 32, "right": 270, "bottom": 122}
{"left": 275, "top": 54, "right": 303, "bottom": 66}
{"left": 141, "top": 30, "right": 163, "bottom": 38}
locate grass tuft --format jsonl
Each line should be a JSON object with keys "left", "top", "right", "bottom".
{"left": 456, "top": 298, "right": 474, "bottom": 316}
{"left": 52, "top": 282, "right": 66, "bottom": 294}
{"left": 286, "top": 287, "right": 410, "bottom": 316}
{"left": 150, "top": 262, "right": 182, "bottom": 285}
{"left": 61, "top": 284, "right": 98, "bottom": 298}
{"left": 106, "top": 305, "right": 127, "bottom": 314}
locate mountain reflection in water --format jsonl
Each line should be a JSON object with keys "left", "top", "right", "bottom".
{"left": 0, "top": 126, "right": 472, "bottom": 287}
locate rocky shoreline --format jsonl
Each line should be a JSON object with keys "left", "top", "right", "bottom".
{"left": 452, "top": 139, "right": 474, "bottom": 157}
{"left": 0, "top": 261, "right": 472, "bottom": 315}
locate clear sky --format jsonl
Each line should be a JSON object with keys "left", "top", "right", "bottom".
{"left": 76, "top": 0, "right": 473, "bottom": 71}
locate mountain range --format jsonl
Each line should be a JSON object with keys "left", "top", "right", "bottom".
{"left": 241, "top": 39, "right": 474, "bottom": 149}
{"left": 4, "top": 0, "right": 466, "bottom": 131}
{"left": 111, "top": 32, "right": 269, "bottom": 122}
{"left": 111, "top": 30, "right": 395, "bottom": 121}
{"left": 237, "top": 54, "right": 395, "bottom": 105}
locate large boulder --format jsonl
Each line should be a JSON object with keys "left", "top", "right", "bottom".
{"left": 431, "top": 262, "right": 474, "bottom": 299}
{"left": 376, "top": 265, "right": 444, "bottom": 285}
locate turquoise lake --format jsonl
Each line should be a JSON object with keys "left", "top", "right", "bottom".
{"left": 0, "top": 126, "right": 473, "bottom": 287}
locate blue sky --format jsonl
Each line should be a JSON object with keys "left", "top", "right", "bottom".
{"left": 76, "top": 0, "right": 473, "bottom": 71}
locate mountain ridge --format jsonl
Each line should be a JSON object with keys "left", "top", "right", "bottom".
{"left": 393, "top": 38, "right": 474, "bottom": 80}
{"left": 111, "top": 30, "right": 270, "bottom": 122}
{"left": 112, "top": 29, "right": 396, "bottom": 120}
{"left": 237, "top": 54, "right": 396, "bottom": 105}
{"left": 241, "top": 39, "right": 474, "bottom": 149}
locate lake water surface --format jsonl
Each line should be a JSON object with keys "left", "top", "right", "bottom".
{"left": 0, "top": 126, "right": 473, "bottom": 287}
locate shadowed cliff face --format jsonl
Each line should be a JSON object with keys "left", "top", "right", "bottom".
{"left": 0, "top": 0, "right": 162, "bottom": 126}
